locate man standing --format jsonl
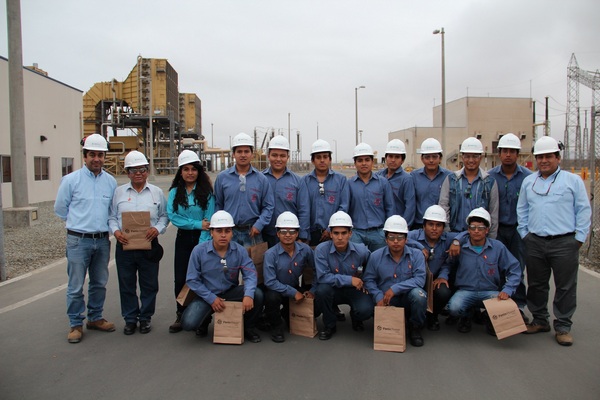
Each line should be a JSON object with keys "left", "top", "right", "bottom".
{"left": 378, "top": 139, "right": 416, "bottom": 227}
{"left": 364, "top": 215, "right": 427, "bottom": 347}
{"left": 262, "top": 135, "right": 310, "bottom": 247}
{"left": 439, "top": 137, "right": 499, "bottom": 238}
{"left": 517, "top": 136, "right": 591, "bottom": 346}
{"left": 314, "top": 212, "right": 372, "bottom": 340}
{"left": 214, "top": 132, "right": 274, "bottom": 246}
{"left": 348, "top": 142, "right": 394, "bottom": 251}
{"left": 488, "top": 133, "right": 531, "bottom": 315}
{"left": 54, "top": 133, "right": 117, "bottom": 343}
{"left": 411, "top": 138, "right": 451, "bottom": 229}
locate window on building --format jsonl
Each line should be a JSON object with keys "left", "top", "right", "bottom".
{"left": 34, "top": 157, "right": 50, "bottom": 181}
{"left": 61, "top": 157, "right": 74, "bottom": 176}
{"left": 1, "top": 155, "right": 11, "bottom": 183}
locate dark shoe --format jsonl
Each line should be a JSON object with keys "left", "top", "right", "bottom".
{"left": 67, "top": 326, "right": 83, "bottom": 343}
{"left": 256, "top": 319, "right": 273, "bottom": 332}
{"left": 555, "top": 331, "right": 573, "bottom": 346}
{"left": 457, "top": 317, "right": 472, "bottom": 333}
{"left": 244, "top": 329, "right": 261, "bottom": 343}
{"left": 195, "top": 318, "right": 211, "bottom": 337}
{"left": 318, "top": 327, "right": 336, "bottom": 340}
{"left": 351, "top": 319, "right": 365, "bottom": 332}
{"left": 124, "top": 323, "right": 137, "bottom": 335}
{"left": 519, "top": 309, "right": 530, "bottom": 324}
{"left": 335, "top": 307, "right": 346, "bottom": 322}
{"left": 485, "top": 321, "right": 496, "bottom": 336}
{"left": 270, "top": 327, "right": 285, "bottom": 343}
{"left": 169, "top": 312, "right": 183, "bottom": 333}
{"left": 409, "top": 326, "right": 424, "bottom": 347}
{"left": 524, "top": 322, "right": 551, "bottom": 334}
{"left": 139, "top": 321, "right": 151, "bottom": 334}
{"left": 445, "top": 315, "right": 459, "bottom": 326}
{"left": 427, "top": 314, "right": 440, "bottom": 331}
{"left": 86, "top": 318, "right": 116, "bottom": 332}
{"left": 472, "top": 309, "right": 484, "bottom": 325}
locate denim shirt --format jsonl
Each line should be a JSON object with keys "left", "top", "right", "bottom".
{"left": 263, "top": 241, "right": 315, "bottom": 297}
{"left": 412, "top": 166, "right": 451, "bottom": 225}
{"left": 314, "top": 241, "right": 370, "bottom": 287}
{"left": 377, "top": 167, "right": 416, "bottom": 226}
{"left": 488, "top": 165, "right": 531, "bottom": 226}
{"left": 303, "top": 169, "right": 350, "bottom": 231}
{"left": 348, "top": 173, "right": 395, "bottom": 229}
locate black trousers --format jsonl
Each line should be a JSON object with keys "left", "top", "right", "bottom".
{"left": 173, "top": 229, "right": 202, "bottom": 313}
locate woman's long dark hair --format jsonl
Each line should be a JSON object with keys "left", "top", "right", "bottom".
{"left": 169, "top": 162, "right": 213, "bottom": 212}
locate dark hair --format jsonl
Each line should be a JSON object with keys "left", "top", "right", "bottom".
{"left": 498, "top": 148, "right": 520, "bottom": 155}
{"left": 311, "top": 152, "right": 331, "bottom": 162}
{"left": 386, "top": 153, "right": 406, "bottom": 161}
{"left": 169, "top": 162, "right": 213, "bottom": 211}
{"left": 467, "top": 216, "right": 489, "bottom": 228}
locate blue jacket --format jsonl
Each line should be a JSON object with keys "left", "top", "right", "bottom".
{"left": 263, "top": 241, "right": 315, "bottom": 297}
{"left": 488, "top": 165, "right": 531, "bottom": 226}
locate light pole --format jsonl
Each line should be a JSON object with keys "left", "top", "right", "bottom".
{"left": 211, "top": 123, "right": 214, "bottom": 147}
{"left": 140, "top": 75, "right": 156, "bottom": 180}
{"left": 332, "top": 139, "right": 338, "bottom": 164}
{"left": 433, "top": 28, "right": 446, "bottom": 167}
{"left": 355, "top": 86, "right": 365, "bottom": 145}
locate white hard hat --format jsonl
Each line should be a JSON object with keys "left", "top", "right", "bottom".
{"left": 383, "top": 215, "right": 409, "bottom": 234}
{"left": 385, "top": 139, "right": 406, "bottom": 155}
{"left": 461, "top": 137, "right": 484, "bottom": 154}
{"left": 328, "top": 211, "right": 353, "bottom": 228}
{"left": 232, "top": 132, "right": 254, "bottom": 150}
{"left": 310, "top": 139, "right": 332, "bottom": 155}
{"left": 124, "top": 150, "right": 149, "bottom": 168}
{"left": 275, "top": 211, "right": 300, "bottom": 228}
{"left": 533, "top": 136, "right": 560, "bottom": 155}
{"left": 466, "top": 207, "right": 491, "bottom": 227}
{"left": 178, "top": 150, "right": 200, "bottom": 166}
{"left": 210, "top": 210, "right": 235, "bottom": 228}
{"left": 268, "top": 135, "right": 290, "bottom": 151}
{"left": 497, "top": 133, "right": 521, "bottom": 150}
{"left": 419, "top": 138, "right": 443, "bottom": 154}
{"left": 82, "top": 134, "right": 108, "bottom": 152}
{"left": 353, "top": 142, "right": 374, "bottom": 158}
{"left": 423, "top": 205, "right": 447, "bottom": 223}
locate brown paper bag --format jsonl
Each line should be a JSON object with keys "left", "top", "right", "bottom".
{"left": 374, "top": 306, "right": 406, "bottom": 352}
{"left": 122, "top": 211, "right": 151, "bottom": 250}
{"left": 213, "top": 301, "right": 244, "bottom": 345}
{"left": 425, "top": 267, "right": 434, "bottom": 314}
{"left": 289, "top": 298, "right": 317, "bottom": 338}
{"left": 176, "top": 284, "right": 196, "bottom": 307}
{"left": 483, "top": 298, "right": 526, "bottom": 340}
{"left": 246, "top": 241, "right": 268, "bottom": 284}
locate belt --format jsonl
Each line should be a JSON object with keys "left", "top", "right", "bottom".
{"left": 535, "top": 232, "right": 575, "bottom": 240}
{"left": 67, "top": 229, "right": 109, "bottom": 239}
{"left": 234, "top": 224, "right": 253, "bottom": 230}
{"left": 357, "top": 226, "right": 383, "bottom": 232}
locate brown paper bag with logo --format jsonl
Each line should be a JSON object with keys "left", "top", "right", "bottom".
{"left": 289, "top": 297, "right": 317, "bottom": 338}
{"left": 483, "top": 298, "right": 526, "bottom": 340}
{"left": 176, "top": 284, "right": 196, "bottom": 307}
{"left": 425, "top": 267, "right": 434, "bottom": 313}
{"left": 213, "top": 301, "right": 244, "bottom": 345}
{"left": 246, "top": 241, "right": 268, "bottom": 284}
{"left": 122, "top": 211, "right": 151, "bottom": 250}
{"left": 374, "top": 306, "right": 406, "bottom": 352}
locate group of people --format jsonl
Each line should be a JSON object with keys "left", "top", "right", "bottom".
{"left": 55, "top": 130, "right": 591, "bottom": 349}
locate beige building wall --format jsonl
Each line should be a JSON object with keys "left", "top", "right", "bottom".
{"left": 1, "top": 56, "right": 83, "bottom": 208}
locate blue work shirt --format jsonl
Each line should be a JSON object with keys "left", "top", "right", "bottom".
{"left": 263, "top": 241, "right": 315, "bottom": 297}
{"left": 108, "top": 182, "right": 169, "bottom": 234}
{"left": 412, "top": 166, "right": 451, "bottom": 225}
{"left": 488, "top": 165, "right": 532, "bottom": 226}
{"left": 363, "top": 245, "right": 426, "bottom": 303}
{"left": 214, "top": 166, "right": 274, "bottom": 231}
{"left": 262, "top": 167, "right": 310, "bottom": 240}
{"left": 167, "top": 186, "right": 215, "bottom": 243}
{"left": 377, "top": 167, "right": 416, "bottom": 226}
{"left": 186, "top": 240, "right": 258, "bottom": 305}
{"left": 303, "top": 169, "right": 350, "bottom": 231}
{"left": 407, "top": 229, "right": 463, "bottom": 278}
{"left": 348, "top": 173, "right": 395, "bottom": 230}
{"left": 54, "top": 165, "right": 117, "bottom": 233}
{"left": 517, "top": 167, "right": 591, "bottom": 243}
{"left": 314, "top": 241, "right": 370, "bottom": 287}
{"left": 446, "top": 237, "right": 520, "bottom": 295}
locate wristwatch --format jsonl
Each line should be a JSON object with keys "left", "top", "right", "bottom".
{"left": 452, "top": 239, "right": 460, "bottom": 246}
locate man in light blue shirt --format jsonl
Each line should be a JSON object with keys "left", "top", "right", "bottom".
{"left": 517, "top": 136, "right": 591, "bottom": 346}
{"left": 54, "top": 134, "right": 117, "bottom": 343}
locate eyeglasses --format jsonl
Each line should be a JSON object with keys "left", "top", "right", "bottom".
{"left": 428, "top": 247, "right": 435, "bottom": 261}
{"left": 462, "top": 154, "right": 481, "bottom": 160}
{"left": 465, "top": 184, "right": 472, "bottom": 199}
{"left": 468, "top": 225, "right": 487, "bottom": 232}
{"left": 422, "top": 154, "right": 440, "bottom": 161}
{"left": 278, "top": 229, "right": 298, "bottom": 236}
{"left": 386, "top": 234, "right": 406, "bottom": 242}
{"left": 239, "top": 174, "right": 246, "bottom": 192}
{"left": 128, "top": 167, "right": 148, "bottom": 174}
{"left": 318, "top": 182, "right": 325, "bottom": 196}
{"left": 531, "top": 171, "right": 560, "bottom": 196}
{"left": 220, "top": 258, "right": 228, "bottom": 273}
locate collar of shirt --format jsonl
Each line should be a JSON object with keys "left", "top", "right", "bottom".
{"left": 309, "top": 169, "right": 334, "bottom": 179}
{"left": 464, "top": 237, "right": 492, "bottom": 252}
{"left": 350, "top": 172, "right": 378, "bottom": 182}
{"left": 228, "top": 166, "right": 256, "bottom": 176}
{"left": 82, "top": 164, "right": 106, "bottom": 178}
{"left": 537, "top": 166, "right": 561, "bottom": 179}
{"left": 459, "top": 167, "right": 483, "bottom": 181}
{"left": 264, "top": 167, "right": 291, "bottom": 177}
{"left": 125, "top": 181, "right": 150, "bottom": 193}
{"left": 382, "top": 245, "right": 409, "bottom": 263}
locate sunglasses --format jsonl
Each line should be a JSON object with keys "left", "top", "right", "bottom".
{"left": 531, "top": 171, "right": 560, "bottom": 196}
{"left": 318, "top": 182, "right": 325, "bottom": 196}
{"left": 128, "top": 167, "right": 148, "bottom": 174}
{"left": 468, "top": 225, "right": 487, "bottom": 232}
{"left": 220, "top": 258, "right": 228, "bottom": 273}
{"left": 465, "top": 184, "right": 472, "bottom": 199}
{"left": 278, "top": 229, "right": 298, "bottom": 236}
{"left": 386, "top": 234, "right": 406, "bottom": 242}
{"left": 239, "top": 174, "right": 246, "bottom": 192}
{"left": 428, "top": 247, "right": 435, "bottom": 261}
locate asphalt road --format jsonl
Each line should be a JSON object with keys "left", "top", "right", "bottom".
{"left": 1, "top": 173, "right": 599, "bottom": 400}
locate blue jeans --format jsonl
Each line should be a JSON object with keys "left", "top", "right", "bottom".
{"left": 65, "top": 235, "right": 111, "bottom": 327}
{"left": 350, "top": 228, "right": 386, "bottom": 252}
{"left": 389, "top": 287, "right": 428, "bottom": 327}
{"left": 181, "top": 285, "right": 264, "bottom": 331}
{"left": 115, "top": 243, "right": 160, "bottom": 323}
{"left": 233, "top": 227, "right": 264, "bottom": 247}
{"left": 316, "top": 284, "right": 374, "bottom": 330}
{"left": 447, "top": 290, "right": 498, "bottom": 318}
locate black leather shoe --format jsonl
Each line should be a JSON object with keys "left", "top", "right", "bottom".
{"left": 445, "top": 315, "right": 459, "bottom": 326}
{"left": 318, "top": 327, "right": 336, "bottom": 340}
{"left": 124, "top": 323, "right": 137, "bottom": 335}
{"left": 139, "top": 321, "right": 151, "bottom": 334}
{"left": 351, "top": 320, "right": 364, "bottom": 332}
{"left": 270, "top": 327, "right": 285, "bottom": 343}
{"left": 244, "top": 329, "right": 261, "bottom": 343}
{"left": 169, "top": 312, "right": 183, "bottom": 333}
{"left": 335, "top": 308, "right": 346, "bottom": 322}
{"left": 195, "top": 326, "right": 208, "bottom": 337}
{"left": 409, "top": 326, "right": 424, "bottom": 347}
{"left": 457, "top": 317, "right": 472, "bottom": 333}
{"left": 427, "top": 314, "right": 440, "bottom": 331}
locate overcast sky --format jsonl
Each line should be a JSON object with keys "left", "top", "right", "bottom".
{"left": 2, "top": 0, "right": 600, "bottom": 161}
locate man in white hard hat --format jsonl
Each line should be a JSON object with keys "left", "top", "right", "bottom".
{"left": 439, "top": 137, "right": 499, "bottom": 238}
{"left": 446, "top": 208, "right": 520, "bottom": 335}
{"left": 262, "top": 135, "right": 310, "bottom": 247}
{"left": 181, "top": 210, "right": 264, "bottom": 343}
{"left": 55, "top": 133, "right": 117, "bottom": 343}
{"left": 517, "top": 136, "right": 591, "bottom": 346}
{"left": 378, "top": 139, "right": 416, "bottom": 227}
{"left": 214, "top": 132, "right": 274, "bottom": 246}
{"left": 488, "top": 133, "right": 532, "bottom": 317}
{"left": 411, "top": 138, "right": 451, "bottom": 229}
{"left": 348, "top": 142, "right": 394, "bottom": 251}
{"left": 314, "top": 211, "right": 372, "bottom": 340}
{"left": 364, "top": 215, "right": 428, "bottom": 347}
{"left": 262, "top": 212, "right": 315, "bottom": 343}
